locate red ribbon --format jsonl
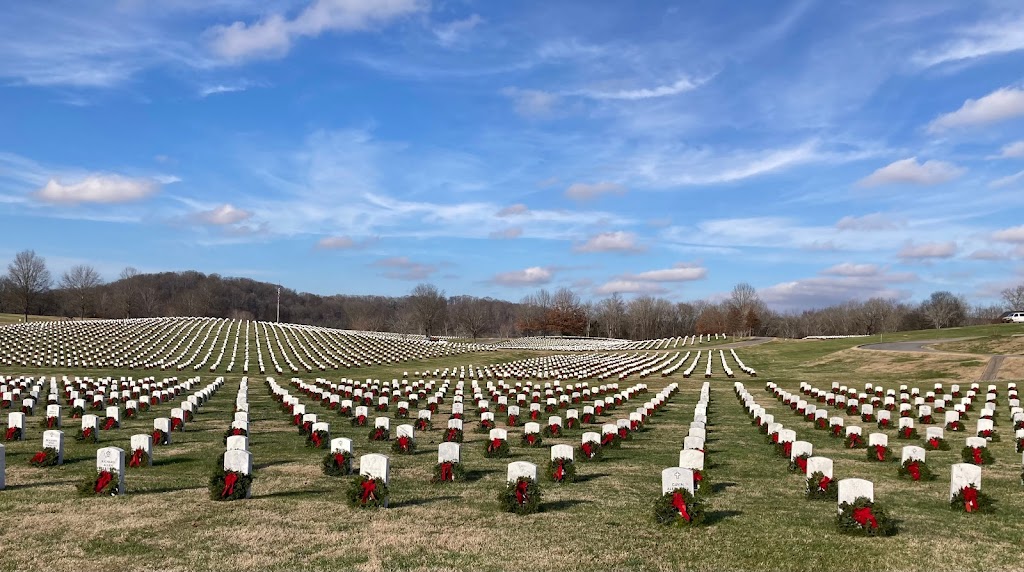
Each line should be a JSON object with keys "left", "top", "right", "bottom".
{"left": 4, "top": 427, "right": 16, "bottom": 440}
{"left": 488, "top": 438, "right": 503, "bottom": 452}
{"left": 360, "top": 479, "right": 377, "bottom": 502}
{"left": 171, "top": 418, "right": 183, "bottom": 430}
{"left": 373, "top": 428, "right": 385, "bottom": 440}
{"left": 852, "top": 506, "right": 878, "bottom": 529}
{"left": 693, "top": 471, "right": 703, "bottom": 483}
{"left": 530, "top": 411, "right": 539, "bottom": 420}
{"left": 671, "top": 491, "right": 691, "bottom": 522}
{"left": 221, "top": 472, "right": 238, "bottom": 497}
{"left": 397, "top": 436, "right": 410, "bottom": 451}
{"left": 94, "top": 471, "right": 113, "bottom": 494}
{"left": 618, "top": 428, "right": 628, "bottom": 439}
{"left": 928, "top": 437, "right": 940, "bottom": 449}
{"left": 553, "top": 460, "right": 564, "bottom": 481}
{"left": 515, "top": 480, "right": 529, "bottom": 504}
{"left": 963, "top": 487, "right": 978, "bottom": 512}
{"left": 581, "top": 443, "right": 593, "bottom": 458}
{"left": 302, "top": 422, "right": 312, "bottom": 434}
{"left": 601, "top": 433, "right": 615, "bottom": 446}
{"left": 103, "top": 417, "right": 116, "bottom": 430}
{"left": 232, "top": 428, "right": 245, "bottom": 436}
{"left": 508, "top": 415, "right": 517, "bottom": 425}
{"left": 30, "top": 451, "right": 47, "bottom": 464}
{"left": 874, "top": 445, "right": 886, "bottom": 461}
{"left": 630, "top": 421, "right": 639, "bottom": 431}
{"left": 333, "top": 453, "right": 347, "bottom": 467}
{"left": 971, "top": 447, "right": 983, "bottom": 464}
{"left": 129, "top": 448, "right": 145, "bottom": 468}
{"left": 818, "top": 476, "right": 831, "bottom": 491}
{"left": 311, "top": 432, "right": 321, "bottom": 447}
{"left": 796, "top": 457, "right": 807, "bottom": 473}
{"left": 440, "top": 462, "right": 453, "bottom": 481}
{"left": 152, "top": 429, "right": 163, "bottom": 443}
{"left": 356, "top": 415, "right": 366, "bottom": 425}
{"left": 46, "top": 418, "right": 56, "bottom": 428}
{"left": 446, "top": 428, "right": 458, "bottom": 441}
{"left": 526, "top": 434, "right": 537, "bottom": 445}
{"left": 906, "top": 461, "right": 920, "bottom": 481}
{"left": 83, "top": 428, "right": 94, "bottom": 438}
{"left": 782, "top": 442, "right": 792, "bottom": 457}
{"left": 549, "top": 424, "right": 560, "bottom": 434}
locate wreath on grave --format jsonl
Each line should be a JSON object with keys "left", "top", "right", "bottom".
{"left": 170, "top": 417, "right": 185, "bottom": 432}
{"left": 528, "top": 410, "right": 540, "bottom": 421}
{"left": 4, "top": 426, "right": 22, "bottom": 441}
{"left": 128, "top": 448, "right": 150, "bottom": 468}
{"left": 124, "top": 407, "right": 137, "bottom": 419}
{"left": 861, "top": 412, "right": 874, "bottom": 423}
{"left": 75, "top": 428, "right": 97, "bottom": 443}
{"left": 183, "top": 410, "right": 194, "bottom": 422}
{"left": 845, "top": 433, "right": 865, "bottom": 449}
{"left": 1016, "top": 437, "right": 1024, "bottom": 454}
{"left": 39, "top": 416, "right": 59, "bottom": 429}
{"left": 977, "top": 429, "right": 1000, "bottom": 442}
{"left": 222, "top": 427, "right": 248, "bottom": 445}
{"left": 830, "top": 424, "right": 844, "bottom": 438}
{"left": 506, "top": 413, "right": 520, "bottom": 427}
{"left": 78, "top": 470, "right": 120, "bottom": 496}
{"left": 396, "top": 406, "right": 409, "bottom": 419}
{"left": 897, "top": 426, "right": 919, "bottom": 440}
{"left": 209, "top": 469, "right": 252, "bottom": 501}
{"left": 368, "top": 426, "right": 390, "bottom": 442}
{"left": 846, "top": 404, "right": 859, "bottom": 416}
{"left": 775, "top": 440, "right": 793, "bottom": 459}
{"left": 483, "top": 437, "right": 510, "bottom": 458}
{"left": 476, "top": 419, "right": 495, "bottom": 433}
{"left": 375, "top": 403, "right": 389, "bottom": 412}
{"left": 789, "top": 453, "right": 810, "bottom": 474}
{"left": 867, "top": 444, "right": 893, "bottom": 462}
{"left": 102, "top": 417, "right": 119, "bottom": 431}
{"left": 805, "top": 471, "right": 838, "bottom": 501}
{"left": 566, "top": 417, "right": 580, "bottom": 430}
{"left": 321, "top": 451, "right": 354, "bottom": 477}
{"left": 961, "top": 446, "right": 994, "bottom": 466}
{"left": 601, "top": 432, "right": 620, "bottom": 448}
{"left": 522, "top": 432, "right": 543, "bottom": 447}
{"left": 348, "top": 475, "right": 389, "bottom": 509}
{"left": 139, "top": 402, "right": 150, "bottom": 412}
{"left": 582, "top": 412, "right": 596, "bottom": 425}
{"left": 815, "top": 417, "right": 828, "bottom": 430}
{"left": 498, "top": 477, "right": 542, "bottom": 515}
{"left": 653, "top": 488, "right": 705, "bottom": 527}
{"left": 443, "top": 428, "right": 464, "bottom": 443}
{"left": 579, "top": 440, "right": 603, "bottom": 462}
{"left": 152, "top": 428, "right": 169, "bottom": 446}
{"left": 29, "top": 447, "right": 59, "bottom": 467}
{"left": 351, "top": 414, "right": 368, "bottom": 427}
{"left": 431, "top": 460, "right": 465, "bottom": 483}
{"left": 548, "top": 457, "right": 576, "bottom": 484}
{"left": 896, "top": 458, "right": 935, "bottom": 481}
{"left": 925, "top": 435, "right": 949, "bottom": 451}
{"left": 542, "top": 424, "right": 563, "bottom": 438}
{"left": 544, "top": 403, "right": 557, "bottom": 413}
{"left": 950, "top": 485, "right": 994, "bottom": 513}
{"left": 90, "top": 401, "right": 104, "bottom": 411}
{"left": 391, "top": 435, "right": 416, "bottom": 455}
{"left": 876, "top": 417, "right": 892, "bottom": 429}
{"left": 617, "top": 426, "right": 631, "bottom": 441}
{"left": 414, "top": 417, "right": 432, "bottom": 432}
{"left": 298, "top": 421, "right": 313, "bottom": 436}
{"left": 756, "top": 420, "right": 768, "bottom": 433}
{"left": 307, "top": 429, "right": 330, "bottom": 449}
{"left": 837, "top": 497, "right": 897, "bottom": 536}
{"left": 945, "top": 420, "right": 963, "bottom": 432}
{"left": 338, "top": 404, "right": 352, "bottom": 417}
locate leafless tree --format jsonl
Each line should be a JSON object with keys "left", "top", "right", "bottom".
{"left": 450, "top": 296, "right": 491, "bottom": 339}
{"left": 118, "top": 266, "right": 139, "bottom": 318}
{"left": 60, "top": 264, "right": 104, "bottom": 318}
{"left": 920, "top": 291, "right": 968, "bottom": 329}
{"left": 6, "top": 250, "right": 52, "bottom": 321}
{"left": 1001, "top": 284, "right": 1024, "bottom": 311}
{"left": 597, "top": 293, "right": 626, "bottom": 338}
{"left": 408, "top": 283, "right": 447, "bottom": 338}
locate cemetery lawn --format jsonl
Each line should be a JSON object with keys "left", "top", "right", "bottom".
{"left": 0, "top": 324, "right": 1023, "bottom": 571}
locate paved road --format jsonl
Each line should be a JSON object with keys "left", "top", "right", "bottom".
{"left": 857, "top": 337, "right": 1008, "bottom": 381}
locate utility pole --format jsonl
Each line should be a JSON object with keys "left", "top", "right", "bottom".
{"left": 276, "top": 287, "right": 281, "bottom": 323}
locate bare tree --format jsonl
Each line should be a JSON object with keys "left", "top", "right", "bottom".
{"left": 118, "top": 266, "right": 139, "bottom": 318}
{"left": 920, "top": 291, "right": 968, "bottom": 329}
{"left": 408, "top": 283, "right": 447, "bottom": 338}
{"left": 1001, "top": 284, "right": 1024, "bottom": 311}
{"left": 60, "top": 264, "right": 104, "bottom": 318}
{"left": 6, "top": 250, "right": 52, "bottom": 321}
{"left": 450, "top": 296, "right": 491, "bottom": 339}
{"left": 597, "top": 293, "right": 626, "bottom": 338}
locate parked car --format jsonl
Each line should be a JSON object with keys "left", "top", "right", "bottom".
{"left": 1002, "top": 311, "right": 1024, "bottom": 323}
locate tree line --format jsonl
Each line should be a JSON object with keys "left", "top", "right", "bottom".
{"left": 2, "top": 249, "right": 1022, "bottom": 339}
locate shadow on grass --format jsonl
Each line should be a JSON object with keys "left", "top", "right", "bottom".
{"left": 575, "top": 472, "right": 611, "bottom": 483}
{"left": 464, "top": 469, "right": 499, "bottom": 482}
{"left": 544, "top": 499, "right": 593, "bottom": 511}
{"left": 394, "top": 495, "right": 460, "bottom": 508}
{"left": 253, "top": 459, "right": 294, "bottom": 470}
{"left": 132, "top": 485, "right": 207, "bottom": 496}
{"left": 153, "top": 456, "right": 192, "bottom": 467}
{"left": 256, "top": 488, "right": 331, "bottom": 499}
{"left": 5, "top": 479, "right": 79, "bottom": 490}
{"left": 704, "top": 510, "right": 743, "bottom": 525}
{"left": 711, "top": 481, "right": 737, "bottom": 494}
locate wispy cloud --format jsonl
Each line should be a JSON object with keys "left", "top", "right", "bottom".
{"left": 433, "top": 14, "right": 483, "bottom": 46}
{"left": 857, "top": 157, "right": 964, "bottom": 187}
{"left": 913, "top": 16, "right": 1024, "bottom": 68}
{"left": 992, "top": 225, "right": 1024, "bottom": 244}
{"left": 572, "top": 76, "right": 705, "bottom": 100}
{"left": 573, "top": 231, "right": 644, "bottom": 253}
{"left": 489, "top": 227, "right": 523, "bottom": 239}
{"left": 898, "top": 241, "right": 957, "bottom": 260}
{"left": 34, "top": 174, "right": 161, "bottom": 204}
{"left": 835, "top": 213, "right": 901, "bottom": 231}
{"left": 990, "top": 170, "right": 1024, "bottom": 188}
{"left": 490, "top": 266, "right": 553, "bottom": 286}
{"left": 995, "top": 141, "right": 1024, "bottom": 158}
{"left": 194, "top": 203, "right": 252, "bottom": 225}
{"left": 565, "top": 182, "right": 626, "bottom": 201}
{"left": 372, "top": 256, "right": 439, "bottom": 280}
{"left": 928, "top": 87, "right": 1024, "bottom": 132}
{"left": 501, "top": 87, "right": 559, "bottom": 119}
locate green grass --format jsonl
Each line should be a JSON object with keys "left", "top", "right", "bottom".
{"left": 0, "top": 324, "right": 1022, "bottom": 571}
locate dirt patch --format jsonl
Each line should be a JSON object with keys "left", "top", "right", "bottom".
{"left": 808, "top": 348, "right": 989, "bottom": 381}
{"left": 933, "top": 336, "right": 1024, "bottom": 355}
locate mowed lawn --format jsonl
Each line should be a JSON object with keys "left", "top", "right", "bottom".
{"left": 0, "top": 326, "right": 1022, "bottom": 571}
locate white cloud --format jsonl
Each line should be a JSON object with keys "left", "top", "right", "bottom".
{"left": 967, "top": 249, "right": 1010, "bottom": 261}
{"left": 623, "top": 263, "right": 707, "bottom": 283}
{"left": 433, "top": 14, "right": 482, "bottom": 46}
{"left": 997, "top": 141, "right": 1024, "bottom": 158}
{"left": 316, "top": 235, "right": 370, "bottom": 249}
{"left": 208, "top": 0, "right": 426, "bottom": 61}
{"left": 913, "top": 17, "right": 1024, "bottom": 68}
{"left": 573, "top": 231, "right": 644, "bottom": 253}
{"left": 501, "top": 88, "right": 559, "bottom": 119}
{"left": 857, "top": 157, "right": 964, "bottom": 187}
{"left": 992, "top": 225, "right": 1024, "bottom": 243}
{"left": 195, "top": 203, "right": 253, "bottom": 225}
{"left": 593, "top": 280, "right": 667, "bottom": 296}
{"left": 898, "top": 241, "right": 957, "bottom": 260}
{"left": 821, "top": 263, "right": 881, "bottom": 277}
{"left": 990, "top": 170, "right": 1024, "bottom": 188}
{"left": 760, "top": 275, "right": 913, "bottom": 311}
{"left": 835, "top": 213, "right": 900, "bottom": 231}
{"left": 34, "top": 174, "right": 159, "bottom": 204}
{"left": 928, "top": 87, "right": 1024, "bottom": 132}
{"left": 199, "top": 82, "right": 255, "bottom": 97}
{"left": 372, "top": 256, "right": 438, "bottom": 280}
{"left": 575, "top": 77, "right": 703, "bottom": 101}
{"left": 565, "top": 181, "right": 626, "bottom": 201}
{"left": 496, "top": 203, "right": 529, "bottom": 217}
{"left": 490, "top": 266, "right": 553, "bottom": 286}
{"left": 489, "top": 227, "right": 522, "bottom": 239}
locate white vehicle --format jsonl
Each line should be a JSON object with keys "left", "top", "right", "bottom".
{"left": 1002, "top": 311, "right": 1024, "bottom": 323}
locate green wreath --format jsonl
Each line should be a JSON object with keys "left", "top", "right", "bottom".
{"left": 75, "top": 428, "right": 98, "bottom": 443}
{"left": 498, "top": 477, "right": 542, "bottom": 515}
{"left": 483, "top": 438, "right": 510, "bottom": 458}
{"left": 837, "top": 497, "right": 898, "bottom": 536}
{"left": 653, "top": 488, "right": 705, "bottom": 527}
{"left": 431, "top": 460, "right": 466, "bottom": 483}
{"left": 223, "top": 427, "right": 248, "bottom": 445}
{"left": 866, "top": 445, "right": 894, "bottom": 462}
{"left": 368, "top": 427, "right": 390, "bottom": 442}
{"left": 925, "top": 436, "right": 950, "bottom": 451}
{"left": 961, "top": 446, "right": 994, "bottom": 466}
{"left": 521, "top": 433, "right": 544, "bottom": 448}
{"left": 347, "top": 475, "right": 389, "bottom": 509}
{"left": 896, "top": 427, "right": 919, "bottom": 440}
{"left": 322, "top": 451, "right": 353, "bottom": 477}
{"left": 578, "top": 440, "right": 603, "bottom": 462}
{"left": 542, "top": 424, "right": 563, "bottom": 438}
{"left": 806, "top": 471, "right": 838, "bottom": 501}
{"left": 949, "top": 485, "right": 994, "bottom": 513}
{"left": 977, "top": 430, "right": 1000, "bottom": 442}
{"left": 29, "top": 447, "right": 59, "bottom": 467}
{"left": 77, "top": 470, "right": 120, "bottom": 496}
{"left": 442, "top": 428, "right": 464, "bottom": 443}
{"left": 896, "top": 458, "right": 936, "bottom": 481}
{"left": 209, "top": 469, "right": 253, "bottom": 501}
{"left": 391, "top": 435, "right": 416, "bottom": 455}
{"left": 547, "top": 457, "right": 577, "bottom": 483}
{"left": 789, "top": 454, "right": 810, "bottom": 474}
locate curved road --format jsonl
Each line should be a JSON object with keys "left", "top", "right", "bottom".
{"left": 857, "top": 337, "right": 1008, "bottom": 381}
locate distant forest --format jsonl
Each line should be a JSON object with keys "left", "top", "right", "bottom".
{"left": 2, "top": 250, "right": 1022, "bottom": 339}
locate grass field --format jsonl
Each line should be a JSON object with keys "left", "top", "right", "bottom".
{"left": 0, "top": 324, "right": 1023, "bottom": 571}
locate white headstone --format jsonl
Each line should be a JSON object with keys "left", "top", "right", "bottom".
{"left": 438, "top": 442, "right": 460, "bottom": 464}
{"left": 331, "top": 437, "right": 353, "bottom": 454}
{"left": 507, "top": 461, "right": 538, "bottom": 483}
{"left": 678, "top": 449, "right": 705, "bottom": 471}
{"left": 661, "top": 467, "right": 695, "bottom": 495}
{"left": 360, "top": 453, "right": 390, "bottom": 486}
{"left": 949, "top": 463, "right": 981, "bottom": 500}
{"left": 45, "top": 404, "right": 61, "bottom": 427}
{"left": 96, "top": 447, "right": 126, "bottom": 495}
{"left": 901, "top": 445, "right": 926, "bottom": 464}
{"left": 42, "top": 430, "right": 64, "bottom": 465}
{"left": 868, "top": 433, "right": 888, "bottom": 447}
{"left": 550, "top": 444, "right": 574, "bottom": 462}
{"left": 806, "top": 456, "right": 833, "bottom": 478}
{"left": 837, "top": 478, "right": 873, "bottom": 512}
{"left": 791, "top": 440, "right": 813, "bottom": 460}
{"left": 226, "top": 435, "right": 249, "bottom": 451}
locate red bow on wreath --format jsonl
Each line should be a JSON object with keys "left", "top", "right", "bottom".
{"left": 171, "top": 418, "right": 183, "bottom": 430}
{"left": 83, "top": 428, "right": 94, "bottom": 438}
{"left": 549, "top": 424, "right": 560, "bottom": 434}
{"left": 581, "top": 443, "right": 593, "bottom": 457}
{"left": 373, "top": 428, "right": 385, "bottom": 440}
{"left": 515, "top": 480, "right": 529, "bottom": 505}
{"left": 874, "top": 446, "right": 886, "bottom": 461}
{"left": 963, "top": 487, "right": 978, "bottom": 512}
{"left": 852, "top": 506, "right": 878, "bottom": 529}
{"left": 818, "top": 476, "right": 831, "bottom": 491}
{"left": 4, "top": 427, "right": 17, "bottom": 440}
{"left": 795, "top": 457, "right": 807, "bottom": 473}
{"left": 440, "top": 461, "right": 453, "bottom": 481}
{"left": 129, "top": 448, "right": 145, "bottom": 468}
{"left": 311, "top": 432, "right": 322, "bottom": 447}
{"left": 152, "top": 430, "right": 163, "bottom": 443}
{"left": 508, "top": 415, "right": 517, "bottom": 425}
{"left": 928, "top": 437, "right": 941, "bottom": 449}
{"left": 782, "top": 442, "right": 792, "bottom": 457}
{"left": 94, "top": 470, "right": 113, "bottom": 494}
{"left": 971, "top": 447, "right": 983, "bottom": 464}
{"left": 221, "top": 472, "right": 238, "bottom": 497}
{"left": 46, "top": 418, "right": 56, "bottom": 428}
{"left": 103, "top": 417, "right": 116, "bottom": 430}
{"left": 397, "top": 436, "right": 410, "bottom": 450}
{"left": 360, "top": 479, "right": 377, "bottom": 502}
{"left": 333, "top": 453, "right": 347, "bottom": 466}
{"left": 553, "top": 461, "right": 564, "bottom": 481}
{"left": 525, "top": 434, "right": 537, "bottom": 445}
{"left": 30, "top": 451, "right": 47, "bottom": 464}
{"left": 488, "top": 438, "right": 503, "bottom": 452}
{"left": 906, "top": 461, "right": 921, "bottom": 481}
{"left": 671, "top": 491, "right": 691, "bottom": 522}
{"left": 601, "top": 433, "right": 615, "bottom": 446}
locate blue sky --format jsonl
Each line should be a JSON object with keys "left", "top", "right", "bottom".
{"left": 1, "top": 0, "right": 1024, "bottom": 310}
